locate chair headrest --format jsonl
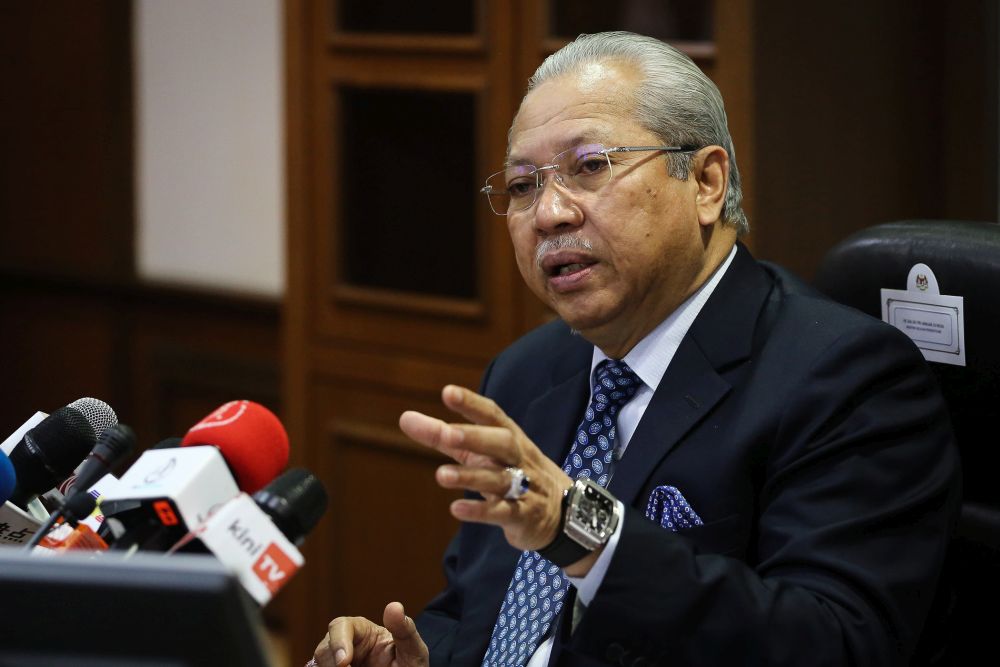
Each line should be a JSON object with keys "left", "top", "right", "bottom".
{"left": 815, "top": 220, "right": 1000, "bottom": 506}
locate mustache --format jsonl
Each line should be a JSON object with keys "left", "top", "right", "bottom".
{"left": 534, "top": 235, "right": 594, "bottom": 268}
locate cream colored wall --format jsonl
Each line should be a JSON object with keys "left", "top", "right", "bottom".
{"left": 135, "top": 0, "right": 284, "bottom": 297}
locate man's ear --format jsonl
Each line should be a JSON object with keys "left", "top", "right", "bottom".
{"left": 694, "top": 146, "right": 729, "bottom": 227}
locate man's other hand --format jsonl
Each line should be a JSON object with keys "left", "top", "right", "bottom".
{"left": 312, "top": 602, "right": 428, "bottom": 667}
{"left": 399, "top": 385, "right": 574, "bottom": 553}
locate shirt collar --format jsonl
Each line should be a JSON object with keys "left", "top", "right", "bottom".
{"left": 591, "top": 245, "right": 738, "bottom": 392}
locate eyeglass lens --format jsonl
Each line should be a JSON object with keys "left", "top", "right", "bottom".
{"left": 484, "top": 144, "right": 613, "bottom": 215}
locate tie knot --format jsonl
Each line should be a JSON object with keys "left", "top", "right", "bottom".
{"left": 593, "top": 359, "right": 641, "bottom": 409}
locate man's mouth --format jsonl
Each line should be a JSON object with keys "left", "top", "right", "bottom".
{"left": 540, "top": 251, "right": 598, "bottom": 278}
{"left": 552, "top": 262, "right": 593, "bottom": 276}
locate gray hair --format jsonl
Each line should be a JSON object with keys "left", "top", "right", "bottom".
{"left": 525, "top": 31, "right": 748, "bottom": 235}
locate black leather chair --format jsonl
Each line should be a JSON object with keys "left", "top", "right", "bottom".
{"left": 815, "top": 220, "right": 1000, "bottom": 665}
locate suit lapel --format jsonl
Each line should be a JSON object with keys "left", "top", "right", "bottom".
{"left": 609, "top": 338, "right": 731, "bottom": 503}
{"left": 609, "top": 244, "right": 775, "bottom": 505}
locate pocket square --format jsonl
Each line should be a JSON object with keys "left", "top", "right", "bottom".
{"left": 644, "top": 485, "right": 704, "bottom": 532}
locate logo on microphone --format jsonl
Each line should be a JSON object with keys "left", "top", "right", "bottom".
{"left": 187, "top": 400, "right": 249, "bottom": 432}
{"left": 253, "top": 543, "right": 299, "bottom": 594}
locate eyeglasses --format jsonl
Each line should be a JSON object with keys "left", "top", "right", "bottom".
{"left": 480, "top": 143, "right": 699, "bottom": 216}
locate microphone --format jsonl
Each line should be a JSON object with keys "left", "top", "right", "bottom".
{"left": 67, "top": 397, "right": 118, "bottom": 440}
{"left": 101, "top": 400, "right": 290, "bottom": 552}
{"left": 252, "top": 468, "right": 328, "bottom": 547}
{"left": 169, "top": 469, "right": 328, "bottom": 605}
{"left": 0, "top": 398, "right": 115, "bottom": 547}
{"left": 180, "top": 400, "right": 289, "bottom": 493}
{"left": 56, "top": 399, "right": 119, "bottom": 497}
{"left": 100, "top": 445, "right": 240, "bottom": 552}
{"left": 5, "top": 407, "right": 96, "bottom": 509}
{"left": 24, "top": 425, "right": 137, "bottom": 550}
{"left": 0, "top": 399, "right": 117, "bottom": 459}
{"left": 64, "top": 424, "right": 136, "bottom": 497}
{"left": 0, "top": 451, "right": 15, "bottom": 505}
{"left": 0, "top": 397, "right": 117, "bottom": 505}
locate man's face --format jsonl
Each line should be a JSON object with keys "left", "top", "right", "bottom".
{"left": 506, "top": 60, "right": 712, "bottom": 356}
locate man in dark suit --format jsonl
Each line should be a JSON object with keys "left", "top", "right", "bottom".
{"left": 312, "top": 32, "right": 959, "bottom": 667}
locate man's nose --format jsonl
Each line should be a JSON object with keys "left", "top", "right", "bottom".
{"left": 533, "top": 169, "right": 583, "bottom": 233}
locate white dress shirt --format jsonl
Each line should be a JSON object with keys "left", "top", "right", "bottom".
{"left": 525, "top": 245, "right": 737, "bottom": 667}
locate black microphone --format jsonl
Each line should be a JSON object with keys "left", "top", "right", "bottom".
{"left": 66, "top": 424, "right": 136, "bottom": 497}
{"left": 6, "top": 407, "right": 95, "bottom": 509}
{"left": 61, "top": 491, "right": 100, "bottom": 526}
{"left": 252, "top": 468, "right": 328, "bottom": 547}
{"left": 54, "top": 398, "right": 119, "bottom": 496}
{"left": 24, "top": 425, "right": 137, "bottom": 550}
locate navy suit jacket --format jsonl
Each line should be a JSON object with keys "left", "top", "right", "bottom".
{"left": 416, "top": 244, "right": 960, "bottom": 666}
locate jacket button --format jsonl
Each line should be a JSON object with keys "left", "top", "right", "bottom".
{"left": 606, "top": 643, "right": 626, "bottom": 664}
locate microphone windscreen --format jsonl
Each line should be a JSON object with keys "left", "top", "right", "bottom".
{"left": 252, "top": 468, "right": 328, "bottom": 546}
{"left": 97, "top": 424, "right": 136, "bottom": 465}
{"left": 0, "top": 451, "right": 15, "bottom": 504}
{"left": 180, "top": 401, "right": 289, "bottom": 493}
{"left": 9, "top": 407, "right": 96, "bottom": 501}
{"left": 68, "top": 397, "right": 118, "bottom": 439}
{"left": 62, "top": 490, "right": 99, "bottom": 526}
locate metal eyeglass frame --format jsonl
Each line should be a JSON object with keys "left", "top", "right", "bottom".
{"left": 480, "top": 144, "right": 700, "bottom": 216}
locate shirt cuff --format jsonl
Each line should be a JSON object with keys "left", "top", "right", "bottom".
{"left": 566, "top": 499, "right": 624, "bottom": 606}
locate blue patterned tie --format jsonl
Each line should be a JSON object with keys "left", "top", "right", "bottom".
{"left": 482, "top": 359, "right": 641, "bottom": 667}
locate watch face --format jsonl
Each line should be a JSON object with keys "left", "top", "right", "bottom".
{"left": 567, "top": 481, "right": 617, "bottom": 548}
{"left": 575, "top": 495, "right": 610, "bottom": 530}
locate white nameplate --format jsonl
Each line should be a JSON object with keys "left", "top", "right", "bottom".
{"left": 881, "top": 263, "right": 965, "bottom": 366}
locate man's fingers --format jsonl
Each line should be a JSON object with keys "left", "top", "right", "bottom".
{"left": 312, "top": 637, "right": 339, "bottom": 667}
{"left": 399, "top": 411, "right": 459, "bottom": 452}
{"left": 437, "top": 464, "right": 512, "bottom": 496}
{"left": 317, "top": 613, "right": 410, "bottom": 667}
{"left": 449, "top": 497, "right": 518, "bottom": 524}
{"left": 382, "top": 602, "right": 429, "bottom": 666}
{"left": 442, "top": 385, "right": 521, "bottom": 432}
{"left": 322, "top": 616, "right": 363, "bottom": 667}
{"left": 400, "top": 410, "right": 519, "bottom": 466}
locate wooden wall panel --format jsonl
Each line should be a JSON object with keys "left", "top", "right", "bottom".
{"left": 309, "top": 382, "right": 463, "bottom": 621}
{"left": 125, "top": 289, "right": 282, "bottom": 446}
{"left": 0, "top": 276, "right": 281, "bottom": 459}
{"left": 941, "top": 0, "right": 999, "bottom": 220}
{"left": 751, "top": 0, "right": 998, "bottom": 278}
{"left": 0, "top": 0, "right": 133, "bottom": 281}
{"left": 0, "top": 284, "right": 124, "bottom": 424}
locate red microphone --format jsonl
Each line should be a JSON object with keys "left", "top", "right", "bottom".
{"left": 180, "top": 400, "right": 289, "bottom": 494}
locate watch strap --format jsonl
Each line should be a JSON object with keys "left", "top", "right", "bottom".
{"left": 537, "top": 486, "right": 591, "bottom": 568}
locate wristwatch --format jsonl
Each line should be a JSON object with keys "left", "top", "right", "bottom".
{"left": 537, "top": 478, "right": 621, "bottom": 568}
